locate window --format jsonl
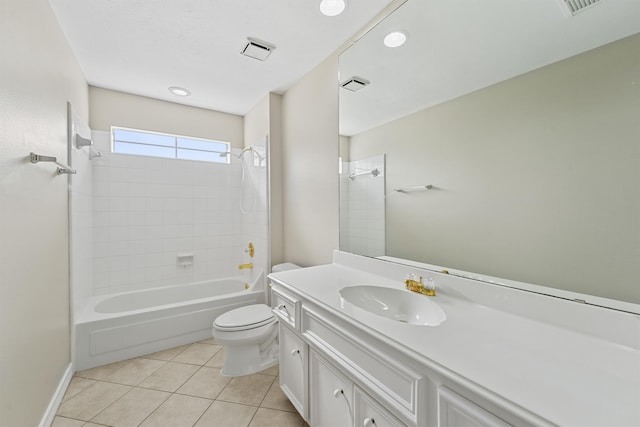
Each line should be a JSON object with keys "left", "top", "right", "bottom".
{"left": 111, "top": 127, "right": 230, "bottom": 164}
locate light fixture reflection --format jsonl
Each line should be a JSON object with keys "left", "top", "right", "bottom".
{"left": 320, "top": 0, "right": 346, "bottom": 16}
{"left": 384, "top": 31, "right": 408, "bottom": 48}
{"left": 168, "top": 86, "right": 191, "bottom": 96}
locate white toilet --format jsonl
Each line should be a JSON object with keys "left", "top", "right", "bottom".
{"left": 212, "top": 263, "right": 301, "bottom": 376}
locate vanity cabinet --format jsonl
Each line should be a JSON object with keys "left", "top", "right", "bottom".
{"left": 271, "top": 276, "right": 550, "bottom": 427}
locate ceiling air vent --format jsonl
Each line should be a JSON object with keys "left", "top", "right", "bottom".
{"left": 341, "top": 76, "right": 370, "bottom": 92}
{"left": 241, "top": 37, "right": 276, "bottom": 61}
{"left": 561, "top": 0, "right": 602, "bottom": 15}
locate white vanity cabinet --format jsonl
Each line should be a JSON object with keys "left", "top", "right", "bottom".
{"left": 270, "top": 280, "right": 539, "bottom": 427}
{"left": 268, "top": 252, "right": 639, "bottom": 427}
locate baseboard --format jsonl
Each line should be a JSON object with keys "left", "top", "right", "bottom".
{"left": 39, "top": 363, "right": 73, "bottom": 427}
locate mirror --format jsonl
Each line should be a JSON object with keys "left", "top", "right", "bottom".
{"left": 339, "top": 0, "right": 640, "bottom": 311}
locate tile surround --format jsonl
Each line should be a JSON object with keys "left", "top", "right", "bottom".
{"left": 55, "top": 339, "right": 307, "bottom": 427}
{"left": 75, "top": 131, "right": 269, "bottom": 300}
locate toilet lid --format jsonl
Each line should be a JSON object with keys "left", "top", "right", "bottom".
{"left": 214, "top": 304, "right": 275, "bottom": 331}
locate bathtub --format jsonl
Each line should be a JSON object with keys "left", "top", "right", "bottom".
{"left": 74, "top": 272, "right": 265, "bottom": 370}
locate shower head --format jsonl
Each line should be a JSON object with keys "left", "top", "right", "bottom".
{"left": 218, "top": 147, "right": 255, "bottom": 159}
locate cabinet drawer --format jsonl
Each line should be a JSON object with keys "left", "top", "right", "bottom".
{"left": 271, "top": 287, "right": 299, "bottom": 330}
{"left": 302, "top": 306, "right": 423, "bottom": 425}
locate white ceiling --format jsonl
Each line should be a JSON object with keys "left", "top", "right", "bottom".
{"left": 340, "top": 0, "right": 640, "bottom": 136}
{"left": 48, "top": 0, "right": 394, "bottom": 116}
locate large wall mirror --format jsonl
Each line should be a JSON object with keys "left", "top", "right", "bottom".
{"left": 339, "top": 0, "right": 640, "bottom": 311}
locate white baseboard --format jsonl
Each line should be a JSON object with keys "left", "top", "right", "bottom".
{"left": 39, "top": 363, "right": 73, "bottom": 427}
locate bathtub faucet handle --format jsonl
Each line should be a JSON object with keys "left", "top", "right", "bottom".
{"left": 244, "top": 242, "right": 255, "bottom": 258}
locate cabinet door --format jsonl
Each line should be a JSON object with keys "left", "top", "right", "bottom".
{"left": 279, "top": 324, "right": 307, "bottom": 419}
{"left": 438, "top": 387, "right": 511, "bottom": 427}
{"left": 310, "top": 350, "right": 354, "bottom": 427}
{"left": 354, "top": 387, "right": 406, "bottom": 427}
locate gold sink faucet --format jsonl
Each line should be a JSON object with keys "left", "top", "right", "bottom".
{"left": 238, "top": 263, "right": 253, "bottom": 270}
{"left": 405, "top": 274, "right": 436, "bottom": 296}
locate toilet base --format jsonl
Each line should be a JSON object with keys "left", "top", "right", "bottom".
{"left": 220, "top": 337, "right": 279, "bottom": 377}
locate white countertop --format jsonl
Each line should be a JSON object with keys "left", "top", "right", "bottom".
{"left": 269, "top": 252, "right": 640, "bottom": 427}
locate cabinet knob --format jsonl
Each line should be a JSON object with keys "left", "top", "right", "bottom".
{"left": 290, "top": 349, "right": 300, "bottom": 356}
{"left": 363, "top": 418, "right": 376, "bottom": 426}
{"left": 333, "top": 388, "right": 344, "bottom": 398}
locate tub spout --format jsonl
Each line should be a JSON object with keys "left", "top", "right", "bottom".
{"left": 238, "top": 263, "right": 253, "bottom": 270}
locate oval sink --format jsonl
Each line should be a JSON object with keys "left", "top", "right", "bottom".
{"left": 339, "top": 285, "right": 446, "bottom": 326}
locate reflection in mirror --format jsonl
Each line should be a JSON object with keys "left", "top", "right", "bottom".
{"left": 339, "top": 153, "right": 386, "bottom": 257}
{"left": 339, "top": 0, "right": 640, "bottom": 310}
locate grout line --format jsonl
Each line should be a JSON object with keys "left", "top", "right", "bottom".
{"left": 84, "top": 381, "right": 135, "bottom": 424}
{"left": 190, "top": 396, "right": 215, "bottom": 427}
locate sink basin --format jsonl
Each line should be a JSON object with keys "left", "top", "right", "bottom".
{"left": 339, "top": 285, "right": 446, "bottom": 326}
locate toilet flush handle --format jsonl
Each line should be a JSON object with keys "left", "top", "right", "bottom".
{"left": 276, "top": 304, "right": 289, "bottom": 315}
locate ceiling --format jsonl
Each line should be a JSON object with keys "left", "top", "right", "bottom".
{"left": 48, "top": 0, "right": 394, "bottom": 116}
{"left": 339, "top": 0, "right": 640, "bottom": 136}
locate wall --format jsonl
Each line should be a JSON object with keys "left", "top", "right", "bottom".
{"left": 268, "top": 94, "right": 284, "bottom": 267}
{"left": 89, "top": 87, "right": 244, "bottom": 148}
{"left": 0, "top": 0, "right": 88, "bottom": 425}
{"left": 349, "top": 35, "right": 640, "bottom": 303}
{"left": 282, "top": 54, "right": 340, "bottom": 266}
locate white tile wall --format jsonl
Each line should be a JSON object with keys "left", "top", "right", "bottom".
{"left": 85, "top": 131, "right": 268, "bottom": 296}
{"left": 340, "top": 155, "right": 385, "bottom": 257}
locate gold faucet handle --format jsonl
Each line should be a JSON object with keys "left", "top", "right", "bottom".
{"left": 247, "top": 242, "right": 255, "bottom": 258}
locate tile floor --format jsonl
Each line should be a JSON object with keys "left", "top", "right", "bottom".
{"left": 53, "top": 339, "right": 308, "bottom": 427}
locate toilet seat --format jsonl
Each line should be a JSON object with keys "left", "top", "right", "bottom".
{"left": 214, "top": 304, "right": 275, "bottom": 332}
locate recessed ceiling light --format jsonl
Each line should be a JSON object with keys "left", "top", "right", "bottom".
{"left": 168, "top": 86, "right": 191, "bottom": 96}
{"left": 384, "top": 31, "right": 408, "bottom": 48}
{"left": 319, "top": 0, "right": 346, "bottom": 16}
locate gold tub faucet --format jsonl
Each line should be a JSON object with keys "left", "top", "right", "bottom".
{"left": 405, "top": 274, "right": 436, "bottom": 296}
{"left": 238, "top": 263, "right": 253, "bottom": 270}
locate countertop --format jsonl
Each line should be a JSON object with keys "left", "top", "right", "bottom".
{"left": 269, "top": 253, "right": 640, "bottom": 427}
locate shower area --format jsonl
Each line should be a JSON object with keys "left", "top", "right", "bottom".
{"left": 68, "top": 105, "right": 270, "bottom": 369}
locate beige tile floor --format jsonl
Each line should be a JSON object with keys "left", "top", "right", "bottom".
{"left": 53, "top": 339, "right": 308, "bottom": 427}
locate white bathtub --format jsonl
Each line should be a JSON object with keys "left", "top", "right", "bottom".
{"left": 75, "top": 272, "right": 265, "bottom": 370}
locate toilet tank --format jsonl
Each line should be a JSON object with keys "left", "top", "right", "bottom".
{"left": 271, "top": 263, "right": 301, "bottom": 273}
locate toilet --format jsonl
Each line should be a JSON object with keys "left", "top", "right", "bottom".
{"left": 212, "top": 263, "right": 301, "bottom": 376}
